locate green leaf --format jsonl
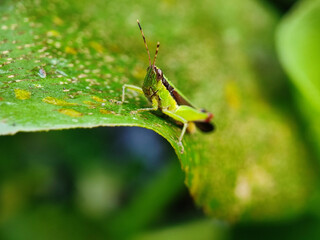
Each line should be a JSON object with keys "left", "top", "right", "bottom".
{"left": 277, "top": 0, "right": 320, "bottom": 110}
{"left": 277, "top": 0, "right": 320, "bottom": 158}
{"left": 133, "top": 219, "right": 229, "bottom": 240}
{"left": 0, "top": 0, "right": 317, "bottom": 222}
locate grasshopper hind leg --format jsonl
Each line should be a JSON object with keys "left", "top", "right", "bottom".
{"left": 178, "top": 122, "right": 188, "bottom": 153}
{"left": 162, "top": 109, "right": 188, "bottom": 154}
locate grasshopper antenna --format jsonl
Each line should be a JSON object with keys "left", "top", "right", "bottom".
{"left": 153, "top": 42, "right": 160, "bottom": 66}
{"left": 137, "top": 19, "right": 151, "bottom": 66}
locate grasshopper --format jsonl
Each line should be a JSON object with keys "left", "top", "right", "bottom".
{"left": 122, "top": 20, "right": 215, "bottom": 153}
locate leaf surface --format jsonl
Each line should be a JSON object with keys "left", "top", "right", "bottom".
{"left": 0, "top": 0, "right": 317, "bottom": 221}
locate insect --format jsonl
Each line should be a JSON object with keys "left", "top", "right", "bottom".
{"left": 121, "top": 20, "right": 215, "bottom": 153}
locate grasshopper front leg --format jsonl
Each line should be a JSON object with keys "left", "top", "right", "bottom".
{"left": 121, "top": 84, "right": 144, "bottom": 103}
{"left": 122, "top": 85, "right": 159, "bottom": 113}
{"left": 122, "top": 84, "right": 159, "bottom": 112}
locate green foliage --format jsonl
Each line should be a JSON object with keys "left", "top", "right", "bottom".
{"left": 0, "top": 0, "right": 318, "bottom": 226}
{"left": 277, "top": 0, "right": 320, "bottom": 157}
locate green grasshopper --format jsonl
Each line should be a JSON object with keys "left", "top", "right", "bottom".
{"left": 121, "top": 20, "right": 215, "bottom": 153}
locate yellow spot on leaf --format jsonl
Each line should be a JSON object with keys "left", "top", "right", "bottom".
{"left": 58, "top": 108, "right": 83, "bottom": 117}
{"left": 14, "top": 89, "right": 31, "bottom": 100}
{"left": 42, "top": 96, "right": 78, "bottom": 106}
{"left": 91, "top": 96, "right": 106, "bottom": 102}
{"left": 225, "top": 81, "right": 241, "bottom": 109}
{"left": 100, "top": 109, "right": 115, "bottom": 114}
{"left": 83, "top": 101, "right": 97, "bottom": 109}
{"left": 234, "top": 165, "right": 275, "bottom": 204}
{"left": 90, "top": 41, "right": 104, "bottom": 53}
{"left": 65, "top": 46, "right": 77, "bottom": 55}
{"left": 53, "top": 16, "right": 64, "bottom": 26}
{"left": 189, "top": 168, "right": 201, "bottom": 197}
{"left": 83, "top": 100, "right": 96, "bottom": 105}
{"left": 46, "top": 30, "right": 60, "bottom": 37}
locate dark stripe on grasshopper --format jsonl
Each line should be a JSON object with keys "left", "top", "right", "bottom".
{"left": 161, "top": 77, "right": 175, "bottom": 98}
{"left": 161, "top": 75, "right": 193, "bottom": 107}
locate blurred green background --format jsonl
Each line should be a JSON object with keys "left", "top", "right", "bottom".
{"left": 1, "top": 0, "right": 320, "bottom": 239}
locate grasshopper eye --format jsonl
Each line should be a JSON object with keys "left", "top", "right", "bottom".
{"left": 156, "top": 68, "right": 163, "bottom": 79}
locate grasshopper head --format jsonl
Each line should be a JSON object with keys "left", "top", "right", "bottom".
{"left": 143, "top": 66, "right": 163, "bottom": 93}
{"left": 146, "top": 65, "right": 163, "bottom": 81}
